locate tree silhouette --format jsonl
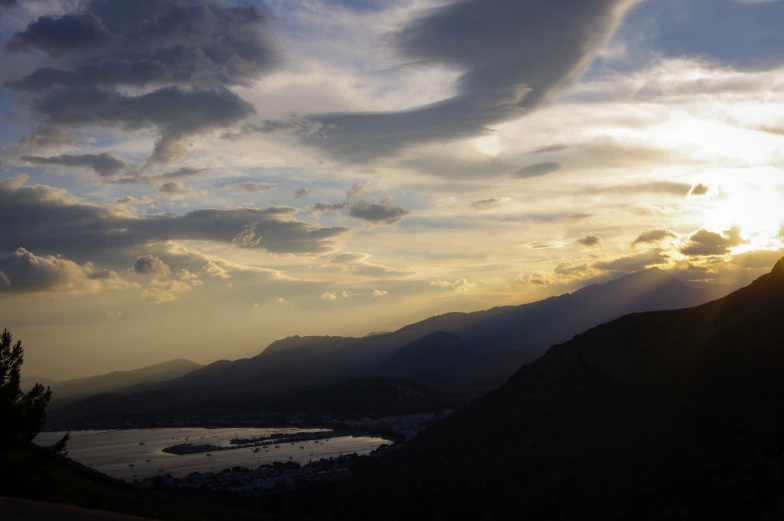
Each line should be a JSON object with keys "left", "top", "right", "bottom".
{"left": 0, "top": 328, "right": 53, "bottom": 442}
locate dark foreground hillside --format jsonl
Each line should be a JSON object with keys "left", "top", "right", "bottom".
{"left": 0, "top": 440, "right": 275, "bottom": 521}
{"left": 275, "top": 258, "right": 784, "bottom": 520}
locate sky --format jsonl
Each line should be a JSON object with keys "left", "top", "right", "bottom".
{"left": 1, "top": 0, "right": 784, "bottom": 380}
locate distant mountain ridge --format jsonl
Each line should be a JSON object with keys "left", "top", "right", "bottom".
{"left": 309, "top": 258, "right": 784, "bottom": 520}
{"left": 48, "top": 268, "right": 720, "bottom": 426}
{"left": 50, "top": 359, "right": 202, "bottom": 402}
{"left": 157, "top": 267, "right": 715, "bottom": 391}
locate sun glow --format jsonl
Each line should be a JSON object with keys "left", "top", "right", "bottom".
{"left": 700, "top": 166, "right": 784, "bottom": 252}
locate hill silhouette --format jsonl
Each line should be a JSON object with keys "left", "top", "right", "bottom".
{"left": 46, "top": 269, "right": 718, "bottom": 427}
{"left": 50, "top": 359, "right": 202, "bottom": 402}
{"left": 141, "top": 268, "right": 714, "bottom": 393}
{"left": 290, "top": 258, "right": 784, "bottom": 520}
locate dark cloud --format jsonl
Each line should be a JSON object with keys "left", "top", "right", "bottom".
{"left": 680, "top": 226, "right": 745, "bottom": 256}
{"left": 470, "top": 197, "right": 510, "bottom": 210}
{"left": 349, "top": 199, "right": 410, "bottom": 224}
{"left": 312, "top": 202, "right": 350, "bottom": 214}
{"left": 514, "top": 162, "right": 562, "bottom": 179}
{"left": 298, "top": 0, "right": 637, "bottom": 161}
{"left": 528, "top": 144, "right": 569, "bottom": 155}
{"left": 133, "top": 255, "right": 170, "bottom": 278}
{"left": 155, "top": 181, "right": 193, "bottom": 195}
{"left": 4, "top": 0, "right": 278, "bottom": 164}
{"left": 223, "top": 182, "right": 274, "bottom": 193}
{"left": 4, "top": 0, "right": 278, "bottom": 88}
{"left": 21, "top": 153, "right": 126, "bottom": 178}
{"left": 4, "top": 13, "right": 112, "bottom": 57}
{"left": 310, "top": 184, "right": 411, "bottom": 225}
{"left": 689, "top": 183, "right": 711, "bottom": 196}
{"left": 632, "top": 229, "right": 676, "bottom": 247}
{"left": 594, "top": 249, "right": 670, "bottom": 273}
{"left": 0, "top": 177, "right": 352, "bottom": 259}
{"left": 346, "top": 183, "right": 410, "bottom": 225}
{"left": 577, "top": 235, "right": 602, "bottom": 247}
{"left": 25, "top": 86, "right": 254, "bottom": 165}
{"left": 293, "top": 188, "right": 311, "bottom": 199}
{"left": 152, "top": 167, "right": 210, "bottom": 182}
{"left": 0, "top": 247, "right": 128, "bottom": 294}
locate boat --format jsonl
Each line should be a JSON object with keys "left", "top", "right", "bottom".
{"left": 274, "top": 445, "right": 279, "bottom": 449}
{"left": 146, "top": 459, "right": 152, "bottom": 463}
{"left": 128, "top": 464, "right": 134, "bottom": 467}
{"left": 206, "top": 453, "right": 212, "bottom": 457}
{"left": 253, "top": 448, "right": 260, "bottom": 453}
{"left": 138, "top": 441, "right": 145, "bottom": 446}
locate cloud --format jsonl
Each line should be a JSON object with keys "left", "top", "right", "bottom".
{"left": 4, "top": 0, "right": 278, "bottom": 87}
{"left": 0, "top": 248, "right": 129, "bottom": 294}
{"left": 321, "top": 292, "right": 337, "bottom": 301}
{"left": 331, "top": 252, "right": 411, "bottom": 278}
{"left": 312, "top": 202, "right": 350, "bottom": 215}
{"left": 201, "top": 260, "right": 230, "bottom": 280}
{"left": 133, "top": 255, "right": 170, "bottom": 278}
{"left": 689, "top": 183, "right": 711, "bottom": 196}
{"left": 429, "top": 279, "right": 476, "bottom": 292}
{"left": 4, "top": 0, "right": 279, "bottom": 164}
{"left": 311, "top": 183, "right": 410, "bottom": 225}
{"left": 276, "top": 297, "right": 292, "bottom": 305}
{"left": 471, "top": 197, "right": 511, "bottom": 211}
{"left": 372, "top": 289, "right": 388, "bottom": 297}
{"left": 152, "top": 167, "right": 210, "bottom": 182}
{"left": 297, "top": 0, "right": 638, "bottom": 161}
{"left": 140, "top": 279, "right": 195, "bottom": 304}
{"left": 513, "top": 162, "right": 563, "bottom": 179}
{"left": 553, "top": 262, "right": 591, "bottom": 276}
{"left": 21, "top": 153, "right": 127, "bottom": 178}
{"left": 0, "top": 179, "right": 352, "bottom": 257}
{"left": 680, "top": 226, "right": 745, "bottom": 256}
{"left": 346, "top": 183, "right": 410, "bottom": 225}
{"left": 224, "top": 182, "right": 274, "bottom": 193}
{"left": 25, "top": 86, "right": 255, "bottom": 165}
{"left": 293, "top": 188, "right": 311, "bottom": 199}
{"left": 593, "top": 249, "right": 670, "bottom": 272}
{"left": 516, "top": 272, "right": 554, "bottom": 286}
{"left": 155, "top": 181, "right": 196, "bottom": 197}
{"left": 4, "top": 12, "right": 112, "bottom": 57}
{"left": 632, "top": 229, "right": 677, "bottom": 248}
{"left": 577, "top": 235, "right": 602, "bottom": 247}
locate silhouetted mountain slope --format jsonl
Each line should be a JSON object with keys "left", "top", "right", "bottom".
{"left": 46, "top": 377, "right": 463, "bottom": 429}
{"left": 151, "top": 269, "right": 715, "bottom": 394}
{"left": 47, "top": 269, "right": 718, "bottom": 426}
{"left": 311, "top": 258, "right": 784, "bottom": 521}
{"left": 378, "top": 332, "right": 473, "bottom": 378}
{"left": 50, "top": 359, "right": 202, "bottom": 402}
{"left": 278, "top": 378, "right": 462, "bottom": 416}
{"left": 0, "top": 440, "right": 273, "bottom": 521}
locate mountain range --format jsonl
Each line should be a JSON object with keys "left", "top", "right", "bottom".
{"left": 42, "top": 359, "right": 202, "bottom": 403}
{"left": 289, "top": 258, "right": 784, "bottom": 520}
{"left": 47, "top": 268, "right": 719, "bottom": 427}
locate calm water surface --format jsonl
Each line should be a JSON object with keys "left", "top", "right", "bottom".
{"left": 35, "top": 427, "right": 390, "bottom": 480}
